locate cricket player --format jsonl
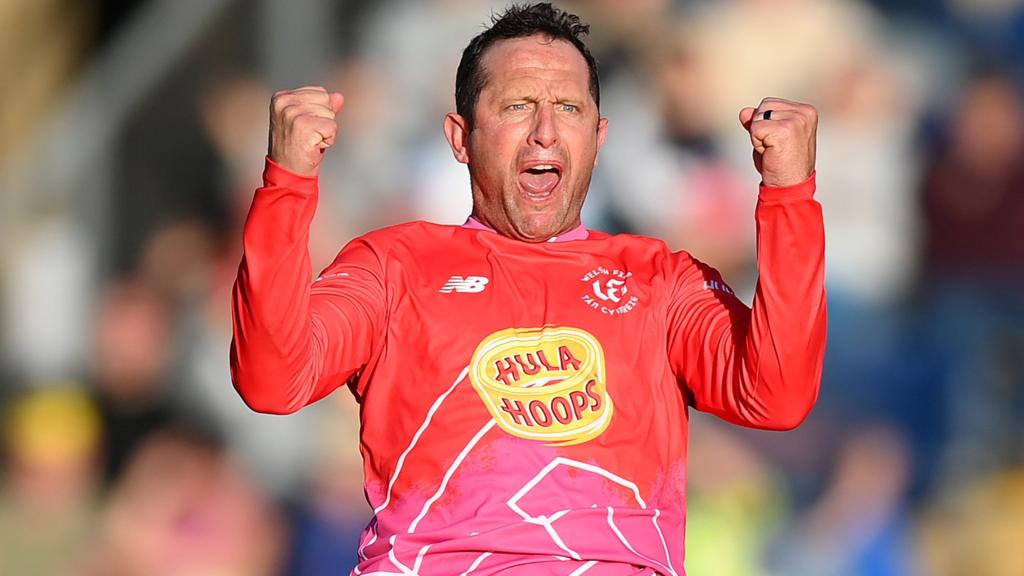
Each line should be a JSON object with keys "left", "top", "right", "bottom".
{"left": 231, "top": 3, "right": 825, "bottom": 574}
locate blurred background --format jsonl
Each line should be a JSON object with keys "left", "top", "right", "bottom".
{"left": 1, "top": 0, "right": 1023, "bottom": 574}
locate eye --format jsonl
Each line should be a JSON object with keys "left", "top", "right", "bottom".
{"left": 559, "top": 103, "right": 578, "bottom": 113}
{"left": 509, "top": 103, "right": 529, "bottom": 111}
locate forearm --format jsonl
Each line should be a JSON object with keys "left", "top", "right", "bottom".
{"left": 741, "top": 172, "right": 827, "bottom": 428}
{"left": 230, "top": 158, "right": 326, "bottom": 414}
{"left": 674, "top": 173, "right": 826, "bottom": 430}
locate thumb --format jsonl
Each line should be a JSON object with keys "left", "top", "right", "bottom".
{"left": 329, "top": 92, "right": 345, "bottom": 114}
{"left": 738, "top": 107, "right": 756, "bottom": 131}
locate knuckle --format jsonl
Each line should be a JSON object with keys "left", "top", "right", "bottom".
{"left": 316, "top": 120, "right": 337, "bottom": 136}
{"left": 276, "top": 93, "right": 321, "bottom": 113}
{"left": 278, "top": 105, "right": 299, "bottom": 121}
{"left": 295, "top": 86, "right": 328, "bottom": 100}
{"left": 272, "top": 95, "right": 295, "bottom": 113}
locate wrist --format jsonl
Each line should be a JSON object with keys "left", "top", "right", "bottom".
{"left": 264, "top": 156, "right": 318, "bottom": 193}
{"left": 759, "top": 171, "right": 816, "bottom": 202}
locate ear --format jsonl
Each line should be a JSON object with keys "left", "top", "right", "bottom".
{"left": 444, "top": 113, "right": 471, "bottom": 164}
{"left": 594, "top": 116, "right": 609, "bottom": 167}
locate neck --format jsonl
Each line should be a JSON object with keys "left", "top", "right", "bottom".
{"left": 464, "top": 215, "right": 588, "bottom": 243}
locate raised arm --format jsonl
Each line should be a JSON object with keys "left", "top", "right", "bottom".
{"left": 667, "top": 98, "right": 826, "bottom": 430}
{"left": 230, "top": 87, "right": 385, "bottom": 414}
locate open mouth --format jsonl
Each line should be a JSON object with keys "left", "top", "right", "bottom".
{"left": 518, "top": 163, "right": 562, "bottom": 196}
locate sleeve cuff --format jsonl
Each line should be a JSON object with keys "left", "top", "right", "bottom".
{"left": 758, "top": 171, "right": 816, "bottom": 203}
{"left": 263, "top": 156, "right": 318, "bottom": 194}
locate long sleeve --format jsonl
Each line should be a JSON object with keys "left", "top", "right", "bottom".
{"left": 666, "top": 172, "right": 826, "bottom": 430}
{"left": 230, "top": 158, "right": 386, "bottom": 414}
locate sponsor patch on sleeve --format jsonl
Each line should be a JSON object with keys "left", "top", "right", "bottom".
{"left": 702, "top": 279, "right": 735, "bottom": 295}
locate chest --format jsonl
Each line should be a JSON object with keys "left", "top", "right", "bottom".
{"left": 388, "top": 246, "right": 663, "bottom": 345}
{"left": 373, "top": 245, "right": 672, "bottom": 429}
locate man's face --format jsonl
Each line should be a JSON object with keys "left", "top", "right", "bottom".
{"left": 445, "top": 35, "right": 608, "bottom": 242}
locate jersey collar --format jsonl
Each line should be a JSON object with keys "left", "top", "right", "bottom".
{"left": 463, "top": 217, "right": 589, "bottom": 242}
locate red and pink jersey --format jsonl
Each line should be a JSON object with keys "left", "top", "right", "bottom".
{"left": 231, "top": 159, "right": 826, "bottom": 575}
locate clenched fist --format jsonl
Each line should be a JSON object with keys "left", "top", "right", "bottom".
{"left": 269, "top": 86, "right": 345, "bottom": 177}
{"left": 739, "top": 98, "right": 817, "bottom": 187}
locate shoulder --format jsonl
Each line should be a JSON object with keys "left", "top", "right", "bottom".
{"left": 588, "top": 230, "right": 724, "bottom": 287}
{"left": 348, "top": 220, "right": 521, "bottom": 272}
{"left": 348, "top": 220, "right": 467, "bottom": 255}
{"left": 590, "top": 230, "right": 665, "bottom": 247}
{"left": 356, "top": 220, "right": 458, "bottom": 244}
{"left": 587, "top": 230, "right": 686, "bottom": 261}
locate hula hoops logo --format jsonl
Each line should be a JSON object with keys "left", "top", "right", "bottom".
{"left": 469, "top": 326, "right": 613, "bottom": 445}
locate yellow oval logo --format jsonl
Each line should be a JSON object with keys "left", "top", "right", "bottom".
{"left": 469, "top": 326, "right": 613, "bottom": 445}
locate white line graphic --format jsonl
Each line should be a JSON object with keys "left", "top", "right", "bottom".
{"left": 530, "top": 509, "right": 579, "bottom": 560}
{"left": 507, "top": 457, "right": 647, "bottom": 509}
{"left": 408, "top": 419, "right": 497, "bottom": 533}
{"left": 505, "top": 457, "right": 679, "bottom": 575}
{"left": 458, "top": 552, "right": 493, "bottom": 576}
{"left": 568, "top": 560, "right": 598, "bottom": 576}
{"left": 412, "top": 544, "right": 431, "bottom": 574}
{"left": 650, "top": 509, "right": 679, "bottom": 576}
{"left": 506, "top": 457, "right": 646, "bottom": 561}
{"left": 387, "top": 535, "right": 414, "bottom": 575}
{"left": 313, "top": 271, "right": 350, "bottom": 283}
{"left": 606, "top": 506, "right": 674, "bottom": 575}
{"left": 358, "top": 367, "right": 470, "bottom": 561}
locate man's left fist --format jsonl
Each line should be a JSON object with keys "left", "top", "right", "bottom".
{"left": 739, "top": 98, "right": 817, "bottom": 187}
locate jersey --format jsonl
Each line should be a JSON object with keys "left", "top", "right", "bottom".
{"left": 230, "top": 158, "right": 827, "bottom": 576}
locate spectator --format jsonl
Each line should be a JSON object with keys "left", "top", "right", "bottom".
{"left": 0, "top": 386, "right": 102, "bottom": 576}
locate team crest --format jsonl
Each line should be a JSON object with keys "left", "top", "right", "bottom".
{"left": 579, "top": 266, "right": 639, "bottom": 316}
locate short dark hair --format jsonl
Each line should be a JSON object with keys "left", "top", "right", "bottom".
{"left": 455, "top": 3, "right": 600, "bottom": 128}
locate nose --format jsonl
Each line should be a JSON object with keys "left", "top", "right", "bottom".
{"left": 528, "top": 105, "right": 559, "bottom": 148}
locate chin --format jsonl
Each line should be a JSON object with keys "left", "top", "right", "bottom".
{"left": 515, "top": 215, "right": 565, "bottom": 242}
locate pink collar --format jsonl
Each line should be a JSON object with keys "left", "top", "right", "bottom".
{"left": 463, "top": 217, "right": 589, "bottom": 242}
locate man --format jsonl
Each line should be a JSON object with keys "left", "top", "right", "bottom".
{"left": 231, "top": 3, "right": 825, "bottom": 575}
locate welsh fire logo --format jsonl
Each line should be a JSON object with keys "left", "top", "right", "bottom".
{"left": 469, "top": 326, "right": 613, "bottom": 445}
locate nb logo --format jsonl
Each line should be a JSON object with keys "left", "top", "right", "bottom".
{"left": 592, "top": 278, "right": 627, "bottom": 303}
{"left": 440, "top": 275, "right": 489, "bottom": 294}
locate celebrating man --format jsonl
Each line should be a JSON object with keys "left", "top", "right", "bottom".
{"left": 231, "top": 3, "right": 825, "bottom": 575}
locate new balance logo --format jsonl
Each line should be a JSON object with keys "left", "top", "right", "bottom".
{"left": 440, "top": 275, "right": 489, "bottom": 293}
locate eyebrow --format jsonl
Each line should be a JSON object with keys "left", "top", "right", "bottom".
{"left": 494, "top": 89, "right": 587, "bottom": 104}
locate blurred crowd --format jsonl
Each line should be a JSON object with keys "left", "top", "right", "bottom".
{"left": 1, "top": 0, "right": 1023, "bottom": 574}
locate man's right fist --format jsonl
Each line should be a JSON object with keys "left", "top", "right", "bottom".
{"left": 268, "top": 86, "right": 344, "bottom": 177}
